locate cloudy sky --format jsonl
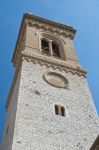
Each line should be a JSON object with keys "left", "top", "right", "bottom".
{"left": 0, "top": 0, "right": 99, "bottom": 141}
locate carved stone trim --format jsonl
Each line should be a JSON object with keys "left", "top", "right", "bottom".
{"left": 21, "top": 51, "right": 87, "bottom": 77}
{"left": 25, "top": 13, "right": 76, "bottom": 35}
{"left": 43, "top": 71, "right": 69, "bottom": 88}
{"left": 27, "top": 20, "right": 74, "bottom": 39}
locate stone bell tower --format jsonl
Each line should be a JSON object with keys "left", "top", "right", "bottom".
{"left": 1, "top": 13, "right": 99, "bottom": 150}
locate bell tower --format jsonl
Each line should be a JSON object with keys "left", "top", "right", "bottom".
{"left": 1, "top": 13, "right": 99, "bottom": 150}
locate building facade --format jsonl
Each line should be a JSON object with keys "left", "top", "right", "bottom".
{"left": 1, "top": 13, "right": 99, "bottom": 150}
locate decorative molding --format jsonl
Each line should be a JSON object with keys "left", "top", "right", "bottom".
{"left": 43, "top": 71, "right": 69, "bottom": 88}
{"left": 25, "top": 13, "right": 76, "bottom": 36}
{"left": 27, "top": 19, "right": 75, "bottom": 40}
{"left": 21, "top": 51, "right": 87, "bottom": 77}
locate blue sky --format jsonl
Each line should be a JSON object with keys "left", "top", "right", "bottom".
{"left": 0, "top": 0, "right": 99, "bottom": 141}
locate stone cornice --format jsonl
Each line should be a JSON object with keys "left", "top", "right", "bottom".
{"left": 21, "top": 51, "right": 87, "bottom": 77}
{"left": 27, "top": 21, "right": 74, "bottom": 39}
{"left": 26, "top": 14, "right": 76, "bottom": 39}
{"left": 25, "top": 13, "right": 76, "bottom": 34}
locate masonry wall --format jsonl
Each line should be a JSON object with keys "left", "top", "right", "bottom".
{"left": 1, "top": 69, "right": 21, "bottom": 150}
{"left": 10, "top": 60, "right": 99, "bottom": 150}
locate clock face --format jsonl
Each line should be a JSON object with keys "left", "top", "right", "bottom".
{"left": 43, "top": 72, "right": 68, "bottom": 88}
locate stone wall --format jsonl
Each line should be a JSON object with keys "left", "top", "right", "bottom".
{"left": 1, "top": 69, "right": 21, "bottom": 150}
{"left": 9, "top": 60, "right": 99, "bottom": 150}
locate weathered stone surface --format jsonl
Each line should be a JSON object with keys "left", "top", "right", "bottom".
{"left": 2, "top": 60, "right": 99, "bottom": 150}
{"left": 1, "top": 70, "right": 21, "bottom": 150}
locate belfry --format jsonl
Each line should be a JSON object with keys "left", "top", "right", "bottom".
{"left": 1, "top": 13, "right": 99, "bottom": 150}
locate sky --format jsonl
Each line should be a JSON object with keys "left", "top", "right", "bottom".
{"left": 0, "top": 0, "right": 99, "bottom": 142}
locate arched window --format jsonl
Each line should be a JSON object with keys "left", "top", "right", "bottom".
{"left": 55, "top": 105, "right": 65, "bottom": 117}
{"left": 41, "top": 39, "right": 49, "bottom": 54}
{"left": 52, "top": 42, "right": 60, "bottom": 57}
